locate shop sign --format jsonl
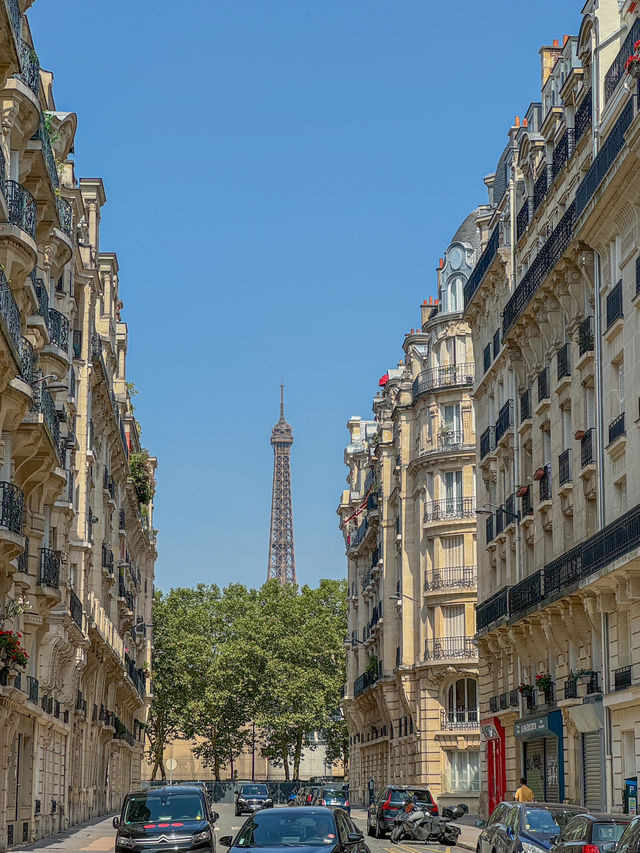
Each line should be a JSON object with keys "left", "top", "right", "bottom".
{"left": 514, "top": 717, "right": 549, "bottom": 738}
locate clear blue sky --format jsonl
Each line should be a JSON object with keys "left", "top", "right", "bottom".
{"left": 30, "top": 1, "right": 580, "bottom": 593}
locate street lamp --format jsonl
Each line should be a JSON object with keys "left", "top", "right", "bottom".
{"left": 388, "top": 592, "right": 417, "bottom": 606}
{"left": 33, "top": 374, "right": 67, "bottom": 393}
{"left": 476, "top": 502, "right": 520, "bottom": 523}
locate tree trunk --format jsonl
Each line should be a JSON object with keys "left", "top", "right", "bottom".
{"left": 159, "top": 757, "right": 166, "bottom": 780}
{"left": 293, "top": 731, "right": 303, "bottom": 780}
{"left": 213, "top": 728, "right": 220, "bottom": 781}
{"left": 282, "top": 743, "right": 290, "bottom": 780}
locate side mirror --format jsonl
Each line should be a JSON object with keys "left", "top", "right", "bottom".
{"left": 347, "top": 832, "right": 364, "bottom": 844}
{"left": 549, "top": 837, "right": 558, "bottom": 845}
{"left": 112, "top": 817, "right": 120, "bottom": 829}
{"left": 212, "top": 812, "right": 220, "bottom": 824}
{"left": 219, "top": 836, "right": 233, "bottom": 847}
{"left": 475, "top": 820, "right": 487, "bottom": 829}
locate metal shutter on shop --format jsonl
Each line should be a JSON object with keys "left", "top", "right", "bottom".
{"left": 525, "top": 739, "right": 545, "bottom": 801}
{"left": 583, "top": 731, "right": 603, "bottom": 810}
{"left": 544, "top": 737, "right": 559, "bottom": 802}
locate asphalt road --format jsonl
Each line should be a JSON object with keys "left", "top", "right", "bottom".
{"left": 22, "top": 800, "right": 477, "bottom": 852}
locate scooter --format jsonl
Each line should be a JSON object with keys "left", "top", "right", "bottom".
{"left": 390, "top": 803, "right": 468, "bottom": 845}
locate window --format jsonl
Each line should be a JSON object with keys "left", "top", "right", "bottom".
{"left": 441, "top": 535, "right": 464, "bottom": 568}
{"left": 442, "top": 605, "right": 465, "bottom": 638}
{"left": 444, "top": 471, "right": 463, "bottom": 510}
{"left": 443, "top": 750, "right": 480, "bottom": 791}
{"left": 622, "top": 730, "right": 636, "bottom": 780}
{"left": 443, "top": 276, "right": 463, "bottom": 313}
{"left": 446, "top": 678, "right": 478, "bottom": 723}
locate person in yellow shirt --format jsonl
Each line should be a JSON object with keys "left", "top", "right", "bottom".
{"left": 515, "top": 778, "right": 535, "bottom": 802}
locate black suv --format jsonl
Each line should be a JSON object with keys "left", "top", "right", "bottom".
{"left": 235, "top": 783, "right": 274, "bottom": 816}
{"left": 114, "top": 785, "right": 218, "bottom": 852}
{"left": 367, "top": 785, "right": 437, "bottom": 838}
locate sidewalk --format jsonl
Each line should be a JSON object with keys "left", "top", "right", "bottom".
{"left": 18, "top": 814, "right": 116, "bottom": 852}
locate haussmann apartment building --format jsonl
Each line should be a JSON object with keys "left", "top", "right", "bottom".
{"left": 339, "top": 219, "right": 482, "bottom": 812}
{"left": 0, "top": 3, "right": 157, "bottom": 849}
{"left": 463, "top": 0, "right": 640, "bottom": 817}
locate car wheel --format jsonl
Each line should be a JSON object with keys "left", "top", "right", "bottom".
{"left": 367, "top": 818, "right": 375, "bottom": 837}
{"left": 375, "top": 817, "right": 384, "bottom": 839}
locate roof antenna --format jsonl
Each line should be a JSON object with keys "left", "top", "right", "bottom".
{"left": 280, "top": 382, "right": 285, "bottom": 420}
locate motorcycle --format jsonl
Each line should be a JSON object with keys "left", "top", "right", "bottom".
{"left": 390, "top": 803, "right": 468, "bottom": 845}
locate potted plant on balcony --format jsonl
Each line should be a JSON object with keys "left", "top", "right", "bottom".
{"left": 0, "top": 630, "right": 29, "bottom": 673}
{"left": 516, "top": 485, "right": 529, "bottom": 498}
{"left": 533, "top": 466, "right": 546, "bottom": 481}
{"left": 574, "top": 429, "right": 586, "bottom": 441}
{"left": 625, "top": 41, "right": 640, "bottom": 79}
{"left": 535, "top": 672, "right": 553, "bottom": 694}
{"left": 517, "top": 682, "right": 534, "bottom": 696}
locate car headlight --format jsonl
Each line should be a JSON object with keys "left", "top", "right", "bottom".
{"left": 193, "top": 829, "right": 211, "bottom": 843}
{"left": 522, "top": 843, "right": 546, "bottom": 853}
{"left": 265, "top": 799, "right": 273, "bottom": 804}
{"left": 118, "top": 838, "right": 137, "bottom": 850}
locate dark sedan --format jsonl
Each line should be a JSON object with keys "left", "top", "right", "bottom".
{"left": 235, "top": 783, "right": 274, "bottom": 816}
{"left": 367, "top": 785, "right": 437, "bottom": 838}
{"left": 476, "top": 802, "right": 589, "bottom": 853}
{"left": 113, "top": 785, "right": 218, "bottom": 852}
{"left": 551, "top": 814, "right": 630, "bottom": 853}
{"left": 219, "top": 806, "right": 369, "bottom": 853}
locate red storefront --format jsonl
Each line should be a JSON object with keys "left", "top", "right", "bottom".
{"left": 482, "top": 717, "right": 506, "bottom": 815}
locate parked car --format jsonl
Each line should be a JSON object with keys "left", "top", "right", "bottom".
{"left": 367, "top": 785, "right": 437, "bottom": 838}
{"left": 608, "top": 816, "right": 640, "bottom": 853}
{"left": 476, "top": 802, "right": 590, "bottom": 853}
{"left": 113, "top": 785, "right": 218, "bottom": 852}
{"left": 312, "top": 787, "right": 350, "bottom": 815}
{"left": 235, "top": 783, "right": 274, "bottom": 816}
{"left": 551, "top": 814, "right": 630, "bottom": 853}
{"left": 219, "top": 806, "right": 369, "bottom": 853}
{"left": 298, "top": 785, "right": 320, "bottom": 806}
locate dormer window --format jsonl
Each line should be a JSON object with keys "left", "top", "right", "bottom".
{"left": 442, "top": 275, "right": 464, "bottom": 313}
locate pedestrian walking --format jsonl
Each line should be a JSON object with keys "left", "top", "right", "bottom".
{"left": 514, "top": 777, "right": 535, "bottom": 802}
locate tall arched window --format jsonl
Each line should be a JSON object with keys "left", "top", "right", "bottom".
{"left": 446, "top": 678, "right": 478, "bottom": 725}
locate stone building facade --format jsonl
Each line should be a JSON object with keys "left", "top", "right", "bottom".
{"left": 339, "top": 224, "right": 480, "bottom": 812}
{"left": 464, "top": 0, "right": 640, "bottom": 816}
{"left": 0, "top": 5, "right": 156, "bottom": 849}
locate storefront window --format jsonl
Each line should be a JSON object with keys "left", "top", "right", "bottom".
{"left": 444, "top": 750, "right": 480, "bottom": 791}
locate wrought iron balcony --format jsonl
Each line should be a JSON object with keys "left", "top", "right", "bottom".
{"left": 349, "top": 518, "right": 369, "bottom": 550}
{"left": 564, "top": 679, "right": 578, "bottom": 699}
{"left": 586, "top": 672, "right": 601, "bottom": 694}
{"left": 31, "top": 276, "right": 49, "bottom": 320}
{"left": 485, "top": 512, "right": 494, "bottom": 544}
{"left": 125, "top": 652, "right": 145, "bottom": 699}
{"left": 103, "top": 466, "right": 115, "bottom": 500}
{"left": 361, "top": 570, "right": 372, "bottom": 593}
{"left": 48, "top": 308, "right": 70, "bottom": 352}
{"left": 27, "top": 676, "right": 39, "bottom": 705}
{"left": 493, "top": 328, "right": 500, "bottom": 357}
{"left": 440, "top": 707, "right": 479, "bottom": 730}
{"left": 437, "top": 429, "right": 472, "bottom": 453}
{"left": 56, "top": 197, "right": 72, "bottom": 234}
{"left": 516, "top": 200, "right": 529, "bottom": 242}
{"left": 0, "top": 270, "right": 22, "bottom": 359}
{"left": 17, "top": 536, "right": 29, "bottom": 573}
{"left": 533, "top": 169, "right": 548, "bottom": 215}
{"left": 520, "top": 389, "right": 531, "bottom": 424}
{"left": 0, "top": 481, "right": 24, "bottom": 535}
{"left": 118, "top": 570, "right": 126, "bottom": 598}
{"left": 483, "top": 342, "right": 491, "bottom": 374}
{"left": 552, "top": 130, "right": 570, "bottom": 180}
{"left": 424, "top": 636, "right": 477, "bottom": 661}
{"left": 102, "top": 543, "right": 114, "bottom": 573}
{"left": 464, "top": 224, "right": 499, "bottom": 308}
{"left": 4, "top": 179, "right": 37, "bottom": 239}
{"left": 574, "top": 89, "right": 592, "bottom": 146}
{"left": 495, "top": 400, "right": 513, "bottom": 445}
{"left": 537, "top": 366, "right": 549, "bottom": 403}
{"left": 557, "top": 343, "right": 570, "bottom": 381}
{"left": 476, "top": 586, "right": 509, "bottom": 631}
{"left": 609, "top": 413, "right": 625, "bottom": 445}
{"left": 38, "top": 548, "right": 60, "bottom": 588}
{"left": 354, "top": 671, "right": 378, "bottom": 697}
{"left": 604, "top": 19, "right": 640, "bottom": 103}
{"left": 575, "top": 99, "right": 634, "bottom": 219}
{"left": 495, "top": 508, "right": 504, "bottom": 536}
{"left": 14, "top": 38, "right": 39, "bottom": 94}
{"left": 412, "top": 362, "right": 475, "bottom": 398}
{"left": 539, "top": 465, "right": 552, "bottom": 502}
{"left": 579, "top": 316, "right": 594, "bottom": 356}
{"left": 581, "top": 428, "right": 594, "bottom": 467}
{"left": 503, "top": 203, "right": 575, "bottom": 338}
{"left": 5, "top": 0, "right": 21, "bottom": 45}
{"left": 614, "top": 665, "right": 631, "bottom": 691}
{"left": 31, "top": 382, "right": 61, "bottom": 458}
{"left": 510, "top": 570, "right": 543, "bottom": 618}
{"left": 424, "top": 565, "right": 477, "bottom": 591}
{"left": 559, "top": 449, "right": 572, "bottom": 486}
{"left": 480, "top": 426, "right": 495, "bottom": 460}
{"left": 606, "top": 280, "right": 623, "bottom": 330}
{"left": 72, "top": 329, "right": 82, "bottom": 359}
{"left": 423, "top": 497, "right": 475, "bottom": 522}
{"left": 20, "top": 337, "right": 36, "bottom": 384}
{"left": 521, "top": 485, "right": 533, "bottom": 518}
{"left": 505, "top": 493, "right": 518, "bottom": 525}
{"left": 489, "top": 696, "right": 498, "bottom": 712}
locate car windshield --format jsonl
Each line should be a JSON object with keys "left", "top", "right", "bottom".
{"left": 593, "top": 824, "right": 628, "bottom": 844}
{"left": 322, "top": 790, "right": 346, "bottom": 800}
{"left": 241, "top": 786, "right": 268, "bottom": 796}
{"left": 523, "top": 809, "right": 580, "bottom": 834}
{"left": 390, "top": 790, "right": 431, "bottom": 805}
{"left": 123, "top": 793, "right": 205, "bottom": 824}
{"left": 235, "top": 812, "right": 337, "bottom": 847}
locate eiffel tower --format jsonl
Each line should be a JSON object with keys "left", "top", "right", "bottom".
{"left": 267, "top": 385, "right": 296, "bottom": 584}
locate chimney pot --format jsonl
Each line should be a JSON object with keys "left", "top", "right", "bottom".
{"left": 563, "top": 35, "right": 569, "bottom": 45}
{"left": 515, "top": 116, "right": 520, "bottom": 127}
{"left": 553, "top": 38, "right": 560, "bottom": 47}
{"left": 523, "top": 118, "right": 528, "bottom": 127}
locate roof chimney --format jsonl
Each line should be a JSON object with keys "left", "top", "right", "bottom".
{"left": 515, "top": 116, "right": 520, "bottom": 127}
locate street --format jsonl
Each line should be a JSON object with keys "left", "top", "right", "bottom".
{"left": 21, "top": 802, "right": 481, "bottom": 853}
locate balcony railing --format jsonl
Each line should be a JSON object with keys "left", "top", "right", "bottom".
{"left": 441, "top": 707, "right": 479, "bottom": 730}
{"left": 564, "top": 679, "right": 578, "bottom": 699}
{"left": 503, "top": 203, "right": 575, "bottom": 337}
{"left": 0, "top": 270, "right": 22, "bottom": 359}
{"left": 56, "top": 197, "right": 72, "bottom": 235}
{"left": 539, "top": 465, "right": 552, "bottom": 502}
{"left": 483, "top": 343, "right": 491, "bottom": 374}
{"left": 557, "top": 343, "right": 570, "bottom": 381}
{"left": 31, "top": 383, "right": 61, "bottom": 459}
{"left": 5, "top": 179, "right": 37, "bottom": 239}
{"left": 424, "top": 636, "right": 477, "bottom": 661}
{"left": 604, "top": 19, "right": 640, "bottom": 103}
{"left": 559, "top": 449, "right": 572, "bottom": 486}
{"left": 32, "top": 276, "right": 49, "bottom": 320}
{"left": 574, "top": 89, "right": 592, "bottom": 146}
{"left": 69, "top": 589, "right": 82, "bottom": 629}
{"left": 485, "top": 512, "right": 494, "bottom": 544}
{"left": 578, "top": 316, "right": 594, "bottom": 356}
{"left": 0, "top": 481, "right": 24, "bottom": 535}
{"left": 20, "top": 337, "right": 36, "bottom": 384}
{"left": 464, "top": 224, "right": 500, "bottom": 308}
{"left": 48, "top": 308, "right": 70, "bottom": 352}
{"left": 520, "top": 389, "right": 531, "bottom": 424}
{"left": 537, "top": 366, "right": 549, "bottom": 403}
{"left": 412, "top": 363, "right": 475, "bottom": 398}
{"left": 606, "top": 280, "right": 623, "bottom": 329}
{"left": 354, "top": 671, "right": 378, "bottom": 697}
{"left": 102, "top": 543, "right": 114, "bottom": 573}
{"left": 575, "top": 99, "right": 634, "bottom": 219}
{"left": 125, "top": 652, "right": 146, "bottom": 699}
{"left": 609, "top": 412, "right": 625, "bottom": 444}
{"left": 521, "top": 485, "right": 533, "bottom": 518}
{"left": 27, "top": 676, "right": 39, "bottom": 705}
{"left": 38, "top": 548, "right": 60, "bottom": 588}
{"left": 552, "top": 130, "right": 570, "bottom": 180}
{"left": 510, "top": 570, "right": 543, "bottom": 617}
{"left": 495, "top": 508, "right": 504, "bottom": 536}
{"left": 516, "top": 200, "right": 529, "bottom": 242}
{"left": 477, "top": 587, "right": 509, "bottom": 631}
{"left": 505, "top": 494, "right": 518, "bottom": 525}
{"left": 614, "top": 665, "right": 632, "bottom": 691}
{"left": 424, "top": 565, "right": 477, "bottom": 591}
{"left": 532, "top": 169, "right": 548, "bottom": 215}
{"left": 437, "top": 430, "right": 472, "bottom": 453}
{"left": 423, "top": 497, "right": 475, "bottom": 522}
{"left": 15, "top": 38, "right": 40, "bottom": 94}
{"left": 72, "top": 328, "right": 82, "bottom": 359}
{"left": 495, "top": 400, "right": 513, "bottom": 445}
{"left": 5, "top": 0, "right": 21, "bottom": 45}
{"left": 349, "top": 518, "right": 369, "bottom": 550}
{"left": 480, "top": 426, "right": 495, "bottom": 459}
{"left": 118, "top": 570, "right": 127, "bottom": 599}
{"left": 17, "top": 536, "right": 28, "bottom": 573}
{"left": 581, "top": 428, "right": 594, "bottom": 467}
